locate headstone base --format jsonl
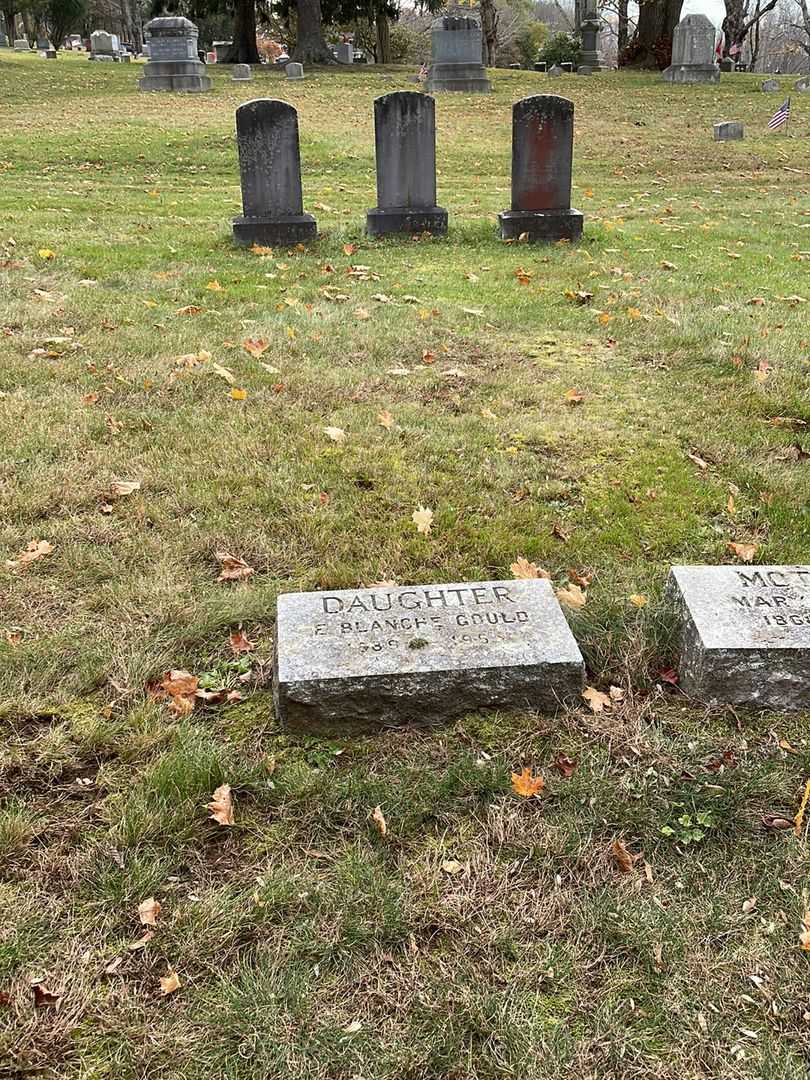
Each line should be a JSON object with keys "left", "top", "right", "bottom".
{"left": 499, "top": 207, "right": 583, "bottom": 243}
{"left": 232, "top": 213, "right": 317, "bottom": 246}
{"left": 662, "top": 63, "right": 720, "bottom": 83}
{"left": 138, "top": 59, "right": 212, "bottom": 92}
{"left": 428, "top": 63, "right": 491, "bottom": 93}
{"left": 366, "top": 206, "right": 448, "bottom": 237}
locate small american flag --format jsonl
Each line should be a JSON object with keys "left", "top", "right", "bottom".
{"left": 767, "top": 97, "right": 791, "bottom": 131}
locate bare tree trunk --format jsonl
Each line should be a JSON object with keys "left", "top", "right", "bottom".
{"left": 622, "top": 0, "right": 681, "bottom": 68}
{"left": 376, "top": 11, "right": 391, "bottom": 63}
{"left": 223, "top": 0, "right": 260, "bottom": 63}
{"left": 480, "top": 0, "right": 498, "bottom": 65}
{"left": 292, "top": 0, "right": 334, "bottom": 63}
{"left": 618, "top": 0, "right": 629, "bottom": 54}
{"left": 722, "top": 0, "right": 778, "bottom": 56}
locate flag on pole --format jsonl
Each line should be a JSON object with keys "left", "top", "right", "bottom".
{"left": 767, "top": 98, "right": 791, "bottom": 131}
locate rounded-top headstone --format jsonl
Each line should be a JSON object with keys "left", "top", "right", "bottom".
{"left": 232, "top": 63, "right": 251, "bottom": 80}
{"left": 761, "top": 78, "right": 780, "bottom": 91}
{"left": 796, "top": 76, "right": 810, "bottom": 92}
{"left": 286, "top": 61, "right": 304, "bottom": 79}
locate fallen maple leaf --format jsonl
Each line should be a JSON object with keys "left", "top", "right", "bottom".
{"left": 229, "top": 627, "right": 255, "bottom": 653}
{"left": 611, "top": 838, "right": 638, "bottom": 873}
{"left": 412, "top": 506, "right": 433, "bottom": 535}
{"left": 582, "top": 686, "right": 611, "bottom": 713}
{"left": 6, "top": 539, "right": 54, "bottom": 571}
{"left": 159, "top": 968, "right": 181, "bottom": 995}
{"left": 510, "top": 557, "right": 550, "bottom": 580}
{"left": 207, "top": 783, "right": 234, "bottom": 826}
{"left": 371, "top": 805, "right": 387, "bottom": 836}
{"left": 342, "top": 242, "right": 357, "bottom": 256}
{"left": 111, "top": 480, "right": 140, "bottom": 497}
{"left": 565, "top": 388, "right": 585, "bottom": 405}
{"left": 554, "top": 754, "right": 577, "bottom": 778}
{"left": 243, "top": 338, "right": 269, "bottom": 359}
{"left": 556, "top": 583, "right": 587, "bottom": 610}
{"left": 216, "top": 552, "right": 255, "bottom": 582}
{"left": 32, "top": 983, "right": 60, "bottom": 1008}
{"left": 727, "top": 541, "right": 758, "bottom": 563}
{"left": 511, "top": 766, "right": 545, "bottom": 798}
{"left": 568, "top": 569, "right": 593, "bottom": 588}
{"left": 138, "top": 897, "right": 161, "bottom": 927}
{"left": 230, "top": 387, "right": 248, "bottom": 401}
{"left": 160, "top": 669, "right": 198, "bottom": 717}
{"left": 324, "top": 426, "right": 346, "bottom": 444}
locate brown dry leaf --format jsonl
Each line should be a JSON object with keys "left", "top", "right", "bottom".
{"left": 568, "top": 568, "right": 593, "bottom": 588}
{"left": 342, "top": 242, "right": 357, "bottom": 256}
{"left": 159, "top": 968, "right": 181, "bottom": 995}
{"left": 582, "top": 686, "right": 611, "bottom": 713}
{"left": 128, "top": 931, "right": 154, "bottom": 951}
{"left": 138, "top": 896, "right": 161, "bottom": 927}
{"left": 687, "top": 450, "right": 710, "bottom": 470}
{"left": 377, "top": 410, "right": 395, "bottom": 430}
{"left": 175, "top": 305, "right": 203, "bottom": 316}
{"left": 111, "top": 480, "right": 141, "bottom": 497}
{"left": 761, "top": 813, "right": 794, "bottom": 830}
{"left": 564, "top": 388, "right": 585, "bottom": 405}
{"left": 212, "top": 362, "right": 235, "bottom": 384}
{"left": 510, "top": 766, "right": 545, "bottom": 798}
{"left": 556, "top": 583, "right": 587, "bottom": 610}
{"left": 229, "top": 627, "right": 255, "bottom": 654}
{"left": 801, "top": 913, "right": 810, "bottom": 952}
{"left": 551, "top": 522, "right": 571, "bottom": 542}
{"left": 371, "top": 805, "right": 387, "bottom": 836}
{"left": 628, "top": 594, "right": 648, "bottom": 608}
{"left": 510, "top": 557, "right": 550, "bottom": 580}
{"left": 754, "top": 359, "right": 771, "bottom": 384}
{"left": 160, "top": 669, "right": 198, "bottom": 717}
{"left": 324, "top": 426, "right": 346, "bottom": 444}
{"left": 612, "top": 838, "right": 638, "bottom": 873}
{"left": 441, "top": 859, "right": 465, "bottom": 875}
{"left": 207, "top": 783, "right": 234, "bottom": 826}
{"left": 6, "top": 539, "right": 55, "bottom": 571}
{"left": 216, "top": 552, "right": 255, "bottom": 582}
{"left": 554, "top": 754, "right": 577, "bottom": 778}
{"left": 727, "top": 541, "right": 758, "bottom": 563}
{"left": 412, "top": 506, "right": 433, "bottom": 535}
{"left": 32, "top": 983, "right": 60, "bottom": 1009}
{"left": 243, "top": 338, "right": 269, "bottom": 358}
{"left": 480, "top": 407, "right": 497, "bottom": 420}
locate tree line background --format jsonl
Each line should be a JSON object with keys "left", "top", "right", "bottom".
{"left": 5, "top": 0, "right": 810, "bottom": 76}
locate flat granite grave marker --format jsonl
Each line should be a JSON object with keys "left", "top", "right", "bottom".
{"left": 366, "top": 92, "right": 448, "bottom": 237}
{"left": 274, "top": 579, "right": 585, "bottom": 726}
{"left": 232, "top": 98, "right": 317, "bottom": 246}
{"left": 667, "top": 565, "right": 810, "bottom": 711}
{"left": 499, "top": 95, "right": 583, "bottom": 243}
{"left": 714, "top": 120, "right": 743, "bottom": 140}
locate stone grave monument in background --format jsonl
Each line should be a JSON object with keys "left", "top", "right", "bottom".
{"left": 499, "top": 95, "right": 583, "bottom": 243}
{"left": 232, "top": 63, "right": 251, "bottom": 81}
{"left": 366, "top": 92, "right": 448, "bottom": 237}
{"left": 579, "top": 0, "right": 601, "bottom": 69}
{"left": 662, "top": 14, "right": 720, "bottom": 83}
{"left": 286, "top": 62, "right": 304, "bottom": 80}
{"left": 274, "top": 579, "right": 585, "bottom": 726}
{"left": 232, "top": 99, "right": 317, "bottom": 246}
{"left": 89, "top": 30, "right": 118, "bottom": 61}
{"left": 138, "top": 16, "right": 212, "bottom": 92}
{"left": 336, "top": 42, "right": 353, "bottom": 63}
{"left": 667, "top": 565, "right": 810, "bottom": 711}
{"left": 14, "top": 38, "right": 31, "bottom": 50}
{"left": 428, "top": 16, "right": 490, "bottom": 93}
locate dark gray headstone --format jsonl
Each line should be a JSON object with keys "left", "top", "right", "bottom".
{"left": 43, "top": 48, "right": 57, "bottom": 58}
{"left": 138, "top": 16, "right": 211, "bottom": 92}
{"left": 232, "top": 63, "right": 251, "bottom": 80}
{"left": 577, "top": 64, "right": 593, "bottom": 75}
{"left": 713, "top": 120, "right": 743, "bottom": 140}
{"left": 662, "top": 14, "right": 720, "bottom": 83}
{"left": 286, "top": 61, "right": 304, "bottom": 80}
{"left": 548, "top": 64, "right": 563, "bottom": 76}
{"left": 274, "top": 579, "right": 585, "bottom": 727}
{"left": 232, "top": 99, "right": 317, "bottom": 246}
{"left": 533, "top": 61, "right": 547, "bottom": 72}
{"left": 795, "top": 76, "right": 810, "bottom": 92}
{"left": 667, "top": 565, "right": 810, "bottom": 711}
{"left": 427, "top": 15, "right": 490, "bottom": 93}
{"left": 719, "top": 57, "right": 735, "bottom": 71}
{"left": 560, "top": 61, "right": 573, "bottom": 72}
{"left": 499, "top": 95, "right": 583, "bottom": 243}
{"left": 761, "top": 78, "right": 780, "bottom": 91}
{"left": 366, "top": 92, "right": 447, "bottom": 237}
{"left": 336, "top": 42, "right": 353, "bottom": 63}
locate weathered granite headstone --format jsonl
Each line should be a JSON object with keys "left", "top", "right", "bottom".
{"left": 548, "top": 64, "right": 562, "bottom": 76}
{"left": 232, "top": 99, "right": 317, "bottom": 246}
{"left": 508, "top": 62, "right": 521, "bottom": 69}
{"left": 90, "top": 30, "right": 115, "bottom": 59}
{"left": 662, "top": 14, "right": 719, "bottom": 83}
{"left": 213, "top": 40, "right": 231, "bottom": 62}
{"left": 667, "top": 565, "right": 810, "bottom": 711}
{"left": 580, "top": 0, "right": 601, "bottom": 69}
{"left": 286, "top": 61, "right": 304, "bottom": 80}
{"left": 366, "top": 92, "right": 447, "bottom": 237}
{"left": 560, "top": 61, "right": 573, "bottom": 73}
{"left": 499, "top": 95, "right": 583, "bottom": 243}
{"left": 761, "top": 78, "right": 780, "bottom": 91}
{"left": 232, "top": 63, "right": 252, "bottom": 80}
{"left": 43, "top": 48, "right": 57, "bottom": 58}
{"left": 427, "top": 16, "right": 490, "bottom": 93}
{"left": 138, "top": 16, "right": 212, "bottom": 92}
{"left": 714, "top": 120, "right": 743, "bottom": 140}
{"left": 14, "top": 38, "right": 31, "bottom": 50}
{"left": 336, "top": 42, "right": 354, "bottom": 64}
{"left": 533, "top": 60, "right": 547, "bottom": 72}
{"left": 577, "top": 65, "right": 592, "bottom": 75}
{"left": 795, "top": 76, "right": 810, "bottom": 92}
{"left": 36, "top": 35, "right": 49, "bottom": 49}
{"left": 719, "top": 57, "right": 735, "bottom": 71}
{"left": 274, "top": 579, "right": 585, "bottom": 726}
{"left": 0, "top": 32, "right": 8, "bottom": 46}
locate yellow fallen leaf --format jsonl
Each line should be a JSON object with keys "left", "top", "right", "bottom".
{"left": 206, "top": 280, "right": 223, "bottom": 291}
{"left": 441, "top": 859, "right": 465, "bottom": 875}
{"left": 159, "top": 968, "right": 181, "bottom": 995}
{"left": 412, "top": 506, "right": 433, "bottom": 535}
{"left": 556, "top": 583, "right": 586, "bottom": 610}
{"left": 207, "top": 783, "right": 234, "bottom": 826}
{"left": 138, "top": 897, "right": 161, "bottom": 927}
{"left": 510, "top": 557, "right": 550, "bottom": 580}
{"left": 727, "top": 541, "right": 758, "bottom": 563}
{"left": 230, "top": 387, "right": 248, "bottom": 401}
{"left": 371, "top": 805, "right": 387, "bottom": 836}
{"left": 511, "top": 767, "right": 545, "bottom": 798}
{"left": 628, "top": 594, "right": 648, "bottom": 608}
{"left": 38, "top": 248, "right": 56, "bottom": 260}
{"left": 582, "top": 686, "right": 611, "bottom": 713}
{"left": 243, "top": 338, "right": 269, "bottom": 358}
{"left": 795, "top": 778, "right": 810, "bottom": 837}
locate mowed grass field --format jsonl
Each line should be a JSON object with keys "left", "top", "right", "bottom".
{"left": 1, "top": 50, "right": 809, "bottom": 1078}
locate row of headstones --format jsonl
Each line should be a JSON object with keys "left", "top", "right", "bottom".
{"left": 232, "top": 92, "right": 583, "bottom": 247}
{"left": 274, "top": 565, "right": 810, "bottom": 725}
{"left": 531, "top": 62, "right": 595, "bottom": 76}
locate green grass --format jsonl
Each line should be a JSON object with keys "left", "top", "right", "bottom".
{"left": 1, "top": 51, "right": 809, "bottom": 1078}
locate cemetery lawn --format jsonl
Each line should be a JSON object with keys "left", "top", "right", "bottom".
{"left": 2, "top": 51, "right": 810, "bottom": 1079}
